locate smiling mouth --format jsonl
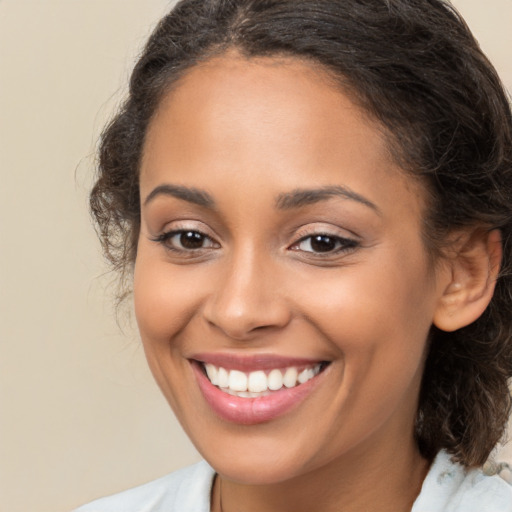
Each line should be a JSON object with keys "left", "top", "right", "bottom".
{"left": 199, "top": 361, "right": 330, "bottom": 398}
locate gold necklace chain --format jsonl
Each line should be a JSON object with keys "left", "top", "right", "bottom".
{"left": 217, "top": 475, "right": 224, "bottom": 512}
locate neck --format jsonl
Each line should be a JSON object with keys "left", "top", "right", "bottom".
{"left": 212, "top": 436, "right": 430, "bottom": 512}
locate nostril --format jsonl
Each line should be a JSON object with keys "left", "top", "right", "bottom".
{"left": 203, "top": 300, "right": 292, "bottom": 340}
{"left": 252, "top": 324, "right": 274, "bottom": 332}
{"left": 201, "top": 270, "right": 293, "bottom": 340}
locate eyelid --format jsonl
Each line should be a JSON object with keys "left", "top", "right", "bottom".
{"left": 290, "top": 234, "right": 358, "bottom": 251}
{"left": 152, "top": 219, "right": 218, "bottom": 239}
{"left": 149, "top": 220, "right": 359, "bottom": 256}
{"left": 149, "top": 230, "right": 220, "bottom": 259}
{"left": 287, "top": 224, "right": 360, "bottom": 255}
{"left": 149, "top": 220, "right": 221, "bottom": 252}
{"left": 291, "top": 223, "right": 359, "bottom": 243}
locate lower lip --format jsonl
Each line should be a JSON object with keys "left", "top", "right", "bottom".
{"left": 192, "top": 362, "right": 323, "bottom": 425}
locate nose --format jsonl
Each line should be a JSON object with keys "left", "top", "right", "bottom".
{"left": 202, "top": 247, "right": 292, "bottom": 340}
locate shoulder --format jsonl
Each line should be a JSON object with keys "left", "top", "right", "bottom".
{"left": 73, "top": 461, "right": 215, "bottom": 512}
{"left": 412, "top": 451, "right": 512, "bottom": 512}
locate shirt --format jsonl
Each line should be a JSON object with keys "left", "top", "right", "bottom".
{"left": 74, "top": 451, "right": 512, "bottom": 512}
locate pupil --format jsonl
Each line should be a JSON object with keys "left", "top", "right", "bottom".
{"left": 311, "top": 235, "right": 336, "bottom": 252}
{"left": 180, "top": 231, "right": 204, "bottom": 249}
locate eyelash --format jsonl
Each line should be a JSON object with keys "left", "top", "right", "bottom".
{"left": 151, "top": 230, "right": 220, "bottom": 253}
{"left": 151, "top": 229, "right": 359, "bottom": 257}
{"left": 290, "top": 233, "right": 358, "bottom": 255}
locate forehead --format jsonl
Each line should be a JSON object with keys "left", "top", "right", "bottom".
{"left": 140, "top": 53, "right": 424, "bottom": 218}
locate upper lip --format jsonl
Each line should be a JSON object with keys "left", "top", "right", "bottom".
{"left": 191, "top": 352, "right": 328, "bottom": 372}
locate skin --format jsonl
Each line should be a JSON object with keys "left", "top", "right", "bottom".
{"left": 134, "top": 53, "right": 494, "bottom": 512}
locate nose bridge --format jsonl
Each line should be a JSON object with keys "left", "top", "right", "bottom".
{"left": 203, "top": 242, "right": 290, "bottom": 339}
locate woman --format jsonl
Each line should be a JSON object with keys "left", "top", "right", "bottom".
{"left": 76, "top": 0, "right": 512, "bottom": 510}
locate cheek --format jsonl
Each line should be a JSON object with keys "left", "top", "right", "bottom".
{"left": 290, "top": 248, "right": 435, "bottom": 381}
{"left": 133, "top": 249, "right": 203, "bottom": 345}
{"left": 295, "top": 261, "right": 432, "bottom": 331}
{"left": 133, "top": 248, "right": 205, "bottom": 412}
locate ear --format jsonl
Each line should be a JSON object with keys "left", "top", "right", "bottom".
{"left": 433, "top": 228, "right": 502, "bottom": 332}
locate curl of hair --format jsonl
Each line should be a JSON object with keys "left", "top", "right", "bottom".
{"left": 91, "top": 0, "right": 512, "bottom": 466}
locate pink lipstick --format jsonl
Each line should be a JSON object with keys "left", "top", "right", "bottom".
{"left": 191, "top": 355, "right": 328, "bottom": 425}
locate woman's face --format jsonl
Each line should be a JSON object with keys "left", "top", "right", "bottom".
{"left": 135, "top": 54, "right": 447, "bottom": 484}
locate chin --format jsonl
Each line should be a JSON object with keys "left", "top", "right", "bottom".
{"left": 206, "top": 452, "right": 309, "bottom": 485}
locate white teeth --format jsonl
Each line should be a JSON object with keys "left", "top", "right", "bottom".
{"left": 283, "top": 367, "right": 298, "bottom": 388}
{"left": 224, "top": 389, "right": 271, "bottom": 398}
{"left": 203, "top": 363, "right": 324, "bottom": 397}
{"left": 298, "top": 368, "right": 314, "bottom": 384}
{"left": 217, "top": 367, "right": 229, "bottom": 388}
{"left": 268, "top": 369, "right": 283, "bottom": 391}
{"left": 229, "top": 370, "right": 248, "bottom": 392}
{"left": 205, "top": 364, "right": 218, "bottom": 385}
{"left": 248, "top": 370, "right": 268, "bottom": 393}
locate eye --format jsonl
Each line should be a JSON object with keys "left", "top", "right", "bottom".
{"left": 291, "top": 234, "right": 358, "bottom": 254}
{"left": 153, "top": 230, "right": 219, "bottom": 252}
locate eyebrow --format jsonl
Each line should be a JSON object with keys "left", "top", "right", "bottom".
{"left": 143, "top": 183, "right": 379, "bottom": 214}
{"left": 275, "top": 185, "right": 380, "bottom": 214}
{"left": 143, "top": 184, "right": 215, "bottom": 208}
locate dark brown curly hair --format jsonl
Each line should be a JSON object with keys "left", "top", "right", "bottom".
{"left": 91, "top": 0, "right": 512, "bottom": 467}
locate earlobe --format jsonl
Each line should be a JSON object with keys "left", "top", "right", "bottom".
{"left": 433, "top": 229, "right": 502, "bottom": 332}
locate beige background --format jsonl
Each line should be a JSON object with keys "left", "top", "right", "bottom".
{"left": 0, "top": 1, "right": 511, "bottom": 511}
